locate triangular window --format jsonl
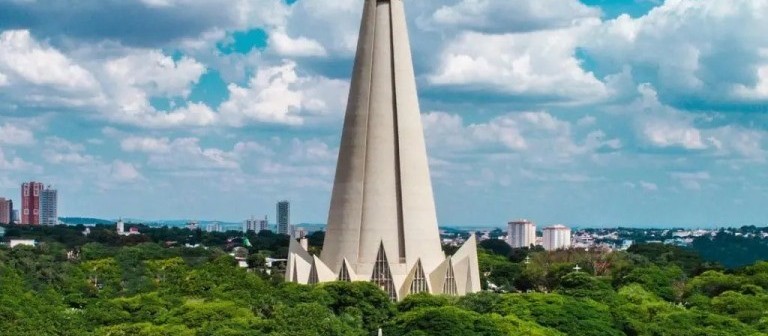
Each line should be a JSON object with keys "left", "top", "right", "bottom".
{"left": 339, "top": 259, "right": 351, "bottom": 282}
{"left": 442, "top": 259, "right": 458, "bottom": 295}
{"left": 409, "top": 259, "right": 428, "bottom": 294}
{"left": 371, "top": 242, "right": 397, "bottom": 300}
{"left": 308, "top": 259, "right": 319, "bottom": 285}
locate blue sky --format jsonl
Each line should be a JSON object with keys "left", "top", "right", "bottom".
{"left": 1, "top": 0, "right": 768, "bottom": 228}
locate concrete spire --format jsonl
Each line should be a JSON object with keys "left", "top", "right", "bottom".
{"left": 286, "top": 0, "right": 480, "bottom": 301}
{"left": 321, "top": 0, "right": 444, "bottom": 279}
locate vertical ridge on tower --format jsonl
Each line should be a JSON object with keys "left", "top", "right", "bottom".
{"left": 285, "top": 0, "right": 480, "bottom": 300}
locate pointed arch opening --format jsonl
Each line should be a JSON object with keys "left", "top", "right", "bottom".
{"left": 371, "top": 242, "right": 397, "bottom": 300}
{"left": 308, "top": 260, "right": 319, "bottom": 285}
{"left": 338, "top": 259, "right": 351, "bottom": 282}
{"left": 443, "top": 259, "right": 458, "bottom": 296}
{"left": 409, "top": 259, "right": 428, "bottom": 294}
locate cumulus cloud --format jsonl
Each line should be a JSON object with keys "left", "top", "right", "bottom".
{"left": 0, "top": 30, "right": 98, "bottom": 90}
{"left": 269, "top": 31, "right": 327, "bottom": 57}
{"left": 0, "top": 30, "right": 103, "bottom": 108}
{"left": 0, "top": 147, "right": 37, "bottom": 171}
{"left": 104, "top": 50, "right": 205, "bottom": 98}
{"left": 429, "top": 24, "right": 608, "bottom": 102}
{"left": 121, "top": 136, "right": 239, "bottom": 170}
{"left": 275, "top": 0, "right": 363, "bottom": 56}
{"left": 642, "top": 121, "right": 707, "bottom": 150}
{"left": 43, "top": 137, "right": 97, "bottom": 165}
{"left": 218, "top": 61, "right": 348, "bottom": 126}
{"left": 423, "top": 110, "right": 621, "bottom": 161}
{"left": 0, "top": 123, "right": 34, "bottom": 146}
{"left": 639, "top": 181, "right": 659, "bottom": 191}
{"left": 671, "top": 171, "right": 711, "bottom": 190}
{"left": 120, "top": 136, "right": 172, "bottom": 154}
{"left": 110, "top": 160, "right": 143, "bottom": 182}
{"left": 583, "top": 0, "right": 768, "bottom": 106}
{"left": 428, "top": 0, "right": 601, "bottom": 33}
{"left": 622, "top": 84, "right": 768, "bottom": 160}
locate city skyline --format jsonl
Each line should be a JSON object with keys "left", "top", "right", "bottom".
{"left": 1, "top": 0, "right": 768, "bottom": 227}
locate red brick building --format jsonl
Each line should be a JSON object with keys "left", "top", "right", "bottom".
{"left": 21, "top": 182, "right": 43, "bottom": 225}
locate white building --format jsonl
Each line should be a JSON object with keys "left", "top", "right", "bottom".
{"left": 206, "top": 222, "right": 222, "bottom": 233}
{"left": 117, "top": 219, "right": 140, "bottom": 236}
{"left": 507, "top": 220, "right": 536, "bottom": 248}
{"left": 10, "top": 239, "right": 37, "bottom": 248}
{"left": 543, "top": 225, "right": 571, "bottom": 251}
{"left": 244, "top": 216, "right": 269, "bottom": 232}
{"left": 116, "top": 219, "right": 125, "bottom": 235}
{"left": 40, "top": 186, "right": 58, "bottom": 226}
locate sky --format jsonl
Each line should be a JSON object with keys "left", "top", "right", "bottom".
{"left": 1, "top": 0, "right": 767, "bottom": 228}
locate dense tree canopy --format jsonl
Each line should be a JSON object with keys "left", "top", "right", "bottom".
{"left": 1, "top": 224, "right": 767, "bottom": 335}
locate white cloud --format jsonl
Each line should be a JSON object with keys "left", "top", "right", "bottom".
{"left": 671, "top": 171, "right": 711, "bottom": 190}
{"left": 139, "top": 0, "right": 174, "bottom": 8}
{"left": 269, "top": 31, "right": 327, "bottom": 57}
{"left": 104, "top": 50, "right": 205, "bottom": 98}
{"left": 584, "top": 0, "right": 768, "bottom": 105}
{"left": 429, "top": 24, "right": 608, "bottom": 102}
{"left": 0, "top": 30, "right": 99, "bottom": 91}
{"left": 734, "top": 63, "right": 768, "bottom": 99}
{"left": 0, "top": 30, "right": 104, "bottom": 108}
{"left": 423, "top": 110, "right": 620, "bottom": 162}
{"left": 0, "top": 123, "right": 34, "bottom": 146}
{"left": 121, "top": 136, "right": 172, "bottom": 154}
{"left": 276, "top": 0, "right": 362, "bottom": 56}
{"left": 622, "top": 84, "right": 768, "bottom": 159}
{"left": 218, "top": 61, "right": 348, "bottom": 126}
{"left": 0, "top": 147, "right": 37, "bottom": 171}
{"left": 639, "top": 181, "right": 659, "bottom": 191}
{"left": 43, "top": 137, "right": 96, "bottom": 165}
{"left": 110, "top": 160, "right": 143, "bottom": 182}
{"left": 122, "top": 136, "right": 239, "bottom": 170}
{"left": 288, "top": 138, "right": 337, "bottom": 163}
{"left": 576, "top": 116, "right": 597, "bottom": 127}
{"left": 642, "top": 121, "right": 707, "bottom": 150}
{"left": 628, "top": 84, "right": 707, "bottom": 150}
{"left": 429, "top": 0, "right": 600, "bottom": 33}
{"left": 709, "top": 126, "right": 767, "bottom": 162}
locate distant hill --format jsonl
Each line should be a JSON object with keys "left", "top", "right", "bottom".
{"left": 59, "top": 217, "right": 114, "bottom": 225}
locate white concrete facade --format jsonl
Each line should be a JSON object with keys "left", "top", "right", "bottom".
{"left": 543, "top": 225, "right": 572, "bottom": 251}
{"left": 286, "top": 0, "right": 480, "bottom": 300}
{"left": 507, "top": 220, "right": 536, "bottom": 248}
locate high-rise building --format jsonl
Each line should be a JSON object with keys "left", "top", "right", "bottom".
{"left": 116, "top": 219, "right": 125, "bottom": 235}
{"left": 244, "top": 215, "right": 269, "bottom": 233}
{"left": 507, "top": 219, "right": 536, "bottom": 248}
{"left": 0, "top": 198, "right": 12, "bottom": 224}
{"left": 21, "top": 181, "right": 43, "bottom": 225}
{"left": 207, "top": 222, "right": 222, "bottom": 233}
{"left": 543, "top": 225, "right": 572, "bottom": 251}
{"left": 277, "top": 201, "right": 290, "bottom": 235}
{"left": 286, "top": 0, "right": 480, "bottom": 301}
{"left": 40, "top": 186, "right": 58, "bottom": 225}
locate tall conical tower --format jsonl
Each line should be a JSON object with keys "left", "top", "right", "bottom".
{"left": 286, "top": 0, "right": 480, "bottom": 301}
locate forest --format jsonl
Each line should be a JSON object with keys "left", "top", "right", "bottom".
{"left": 1, "top": 224, "right": 767, "bottom": 335}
